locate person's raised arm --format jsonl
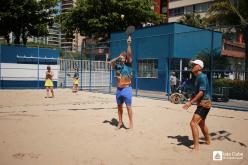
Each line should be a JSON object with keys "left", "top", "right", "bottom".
{"left": 109, "top": 58, "right": 117, "bottom": 68}
{"left": 108, "top": 51, "right": 125, "bottom": 68}
{"left": 127, "top": 36, "right": 132, "bottom": 63}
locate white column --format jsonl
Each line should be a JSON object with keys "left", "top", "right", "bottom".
{"left": 180, "top": 58, "right": 182, "bottom": 82}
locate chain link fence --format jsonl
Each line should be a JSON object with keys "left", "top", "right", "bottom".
{"left": 0, "top": 27, "right": 247, "bottom": 111}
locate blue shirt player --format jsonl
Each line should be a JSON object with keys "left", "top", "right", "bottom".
{"left": 110, "top": 36, "right": 133, "bottom": 130}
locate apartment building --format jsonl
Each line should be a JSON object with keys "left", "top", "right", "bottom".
{"left": 154, "top": 0, "right": 214, "bottom": 22}
{"left": 61, "top": 0, "right": 75, "bottom": 51}
{"left": 61, "top": 0, "right": 84, "bottom": 52}
{"left": 48, "top": 23, "right": 61, "bottom": 48}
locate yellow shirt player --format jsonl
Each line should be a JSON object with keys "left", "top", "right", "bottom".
{"left": 44, "top": 66, "right": 55, "bottom": 98}
{"left": 72, "top": 67, "right": 79, "bottom": 93}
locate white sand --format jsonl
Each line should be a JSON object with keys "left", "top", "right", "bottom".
{"left": 0, "top": 89, "right": 247, "bottom": 165}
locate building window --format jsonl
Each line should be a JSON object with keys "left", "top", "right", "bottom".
{"left": 138, "top": 59, "right": 158, "bottom": 78}
{"left": 185, "top": 6, "right": 193, "bottom": 14}
{"left": 194, "top": 2, "right": 210, "bottom": 13}
{"left": 169, "top": 7, "right": 184, "bottom": 17}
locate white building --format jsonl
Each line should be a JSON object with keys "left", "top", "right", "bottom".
{"left": 168, "top": 0, "right": 214, "bottom": 22}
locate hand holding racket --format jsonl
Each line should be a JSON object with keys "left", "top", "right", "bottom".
{"left": 108, "top": 26, "right": 135, "bottom": 64}
{"left": 126, "top": 25, "right": 135, "bottom": 44}
{"left": 127, "top": 36, "right": 132, "bottom": 44}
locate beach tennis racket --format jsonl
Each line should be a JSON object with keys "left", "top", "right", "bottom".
{"left": 67, "top": 73, "right": 72, "bottom": 77}
{"left": 126, "top": 25, "right": 135, "bottom": 36}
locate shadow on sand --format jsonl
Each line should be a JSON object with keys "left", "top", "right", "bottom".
{"left": 168, "top": 130, "right": 247, "bottom": 149}
{"left": 167, "top": 135, "right": 204, "bottom": 149}
{"left": 102, "top": 118, "right": 128, "bottom": 129}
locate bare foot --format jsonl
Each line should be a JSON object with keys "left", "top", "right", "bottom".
{"left": 205, "top": 139, "right": 211, "bottom": 145}
{"left": 126, "top": 128, "right": 133, "bottom": 132}
{"left": 127, "top": 124, "right": 133, "bottom": 130}
{"left": 191, "top": 144, "right": 199, "bottom": 151}
{"left": 204, "top": 135, "right": 211, "bottom": 145}
{"left": 116, "top": 122, "right": 123, "bottom": 130}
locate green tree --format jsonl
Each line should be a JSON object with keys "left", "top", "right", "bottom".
{"left": 0, "top": 0, "right": 59, "bottom": 45}
{"left": 207, "top": 0, "right": 248, "bottom": 79}
{"left": 61, "top": 0, "right": 165, "bottom": 39}
{"left": 0, "top": 0, "right": 13, "bottom": 44}
{"left": 179, "top": 13, "right": 208, "bottom": 28}
{"left": 195, "top": 49, "right": 230, "bottom": 72}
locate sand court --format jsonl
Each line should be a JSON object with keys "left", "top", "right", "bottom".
{"left": 0, "top": 89, "right": 247, "bottom": 165}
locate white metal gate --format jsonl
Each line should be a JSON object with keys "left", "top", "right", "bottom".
{"left": 58, "top": 59, "right": 111, "bottom": 91}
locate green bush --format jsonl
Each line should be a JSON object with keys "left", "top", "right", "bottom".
{"left": 213, "top": 79, "right": 248, "bottom": 100}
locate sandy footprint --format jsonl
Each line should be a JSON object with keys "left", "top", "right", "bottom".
{"left": 27, "top": 153, "right": 40, "bottom": 159}
{"left": 12, "top": 153, "right": 25, "bottom": 160}
{"left": 12, "top": 153, "right": 40, "bottom": 160}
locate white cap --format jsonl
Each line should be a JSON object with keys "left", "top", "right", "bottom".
{"left": 191, "top": 59, "right": 204, "bottom": 69}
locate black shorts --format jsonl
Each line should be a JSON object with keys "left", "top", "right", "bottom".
{"left": 194, "top": 106, "right": 210, "bottom": 119}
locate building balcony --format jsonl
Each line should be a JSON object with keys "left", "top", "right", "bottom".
{"left": 169, "top": 0, "right": 213, "bottom": 9}
{"left": 61, "top": 41, "right": 73, "bottom": 44}
{"left": 62, "top": 3, "right": 73, "bottom": 9}
{"left": 62, "top": 0, "right": 73, "bottom": 6}
{"left": 221, "top": 40, "right": 245, "bottom": 59}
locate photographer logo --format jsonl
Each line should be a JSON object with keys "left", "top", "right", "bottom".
{"left": 213, "top": 151, "right": 223, "bottom": 161}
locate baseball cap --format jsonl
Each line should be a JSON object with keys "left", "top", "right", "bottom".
{"left": 191, "top": 59, "right": 204, "bottom": 69}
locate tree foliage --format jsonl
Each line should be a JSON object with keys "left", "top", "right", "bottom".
{"left": 0, "top": 0, "right": 59, "bottom": 45}
{"left": 208, "top": 0, "right": 248, "bottom": 26}
{"left": 61, "top": 0, "right": 165, "bottom": 39}
{"left": 195, "top": 49, "right": 230, "bottom": 71}
{"left": 179, "top": 13, "right": 208, "bottom": 28}
{"left": 207, "top": 0, "right": 248, "bottom": 79}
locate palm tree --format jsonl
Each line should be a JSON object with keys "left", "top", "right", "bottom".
{"left": 179, "top": 13, "right": 208, "bottom": 28}
{"left": 207, "top": 0, "right": 248, "bottom": 80}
